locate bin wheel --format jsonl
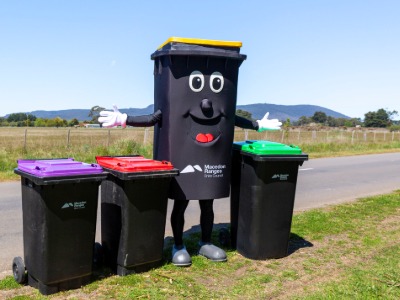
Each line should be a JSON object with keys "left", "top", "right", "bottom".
{"left": 218, "top": 227, "right": 231, "bottom": 247}
{"left": 93, "top": 242, "right": 103, "bottom": 267}
{"left": 12, "top": 257, "right": 26, "bottom": 284}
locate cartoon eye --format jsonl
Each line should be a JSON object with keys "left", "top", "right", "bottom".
{"left": 189, "top": 71, "right": 204, "bottom": 92}
{"left": 210, "top": 72, "right": 224, "bottom": 93}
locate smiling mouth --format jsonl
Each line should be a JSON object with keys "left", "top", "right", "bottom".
{"left": 189, "top": 114, "right": 222, "bottom": 146}
{"left": 194, "top": 133, "right": 221, "bottom": 145}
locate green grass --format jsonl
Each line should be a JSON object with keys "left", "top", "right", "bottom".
{"left": 0, "top": 277, "right": 20, "bottom": 290}
{"left": 1, "top": 127, "right": 400, "bottom": 180}
{"left": 0, "top": 139, "right": 152, "bottom": 181}
{"left": 1, "top": 191, "right": 399, "bottom": 299}
{"left": 300, "top": 141, "right": 400, "bottom": 158}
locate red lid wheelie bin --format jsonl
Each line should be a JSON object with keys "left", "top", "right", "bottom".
{"left": 96, "top": 155, "right": 179, "bottom": 275}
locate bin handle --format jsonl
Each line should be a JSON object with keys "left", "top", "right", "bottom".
{"left": 161, "top": 160, "right": 172, "bottom": 165}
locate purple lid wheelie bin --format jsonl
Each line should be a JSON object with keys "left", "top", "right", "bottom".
{"left": 13, "top": 158, "right": 106, "bottom": 295}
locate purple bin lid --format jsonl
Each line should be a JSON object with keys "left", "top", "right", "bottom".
{"left": 17, "top": 158, "right": 103, "bottom": 177}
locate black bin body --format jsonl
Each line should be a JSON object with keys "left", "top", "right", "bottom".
{"left": 15, "top": 168, "right": 105, "bottom": 295}
{"left": 151, "top": 37, "right": 246, "bottom": 200}
{"left": 99, "top": 163, "right": 179, "bottom": 275}
{"left": 231, "top": 141, "right": 308, "bottom": 259}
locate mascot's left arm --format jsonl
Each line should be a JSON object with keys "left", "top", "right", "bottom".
{"left": 235, "top": 112, "right": 282, "bottom": 131}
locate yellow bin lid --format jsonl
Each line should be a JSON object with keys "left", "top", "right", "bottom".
{"left": 152, "top": 37, "right": 246, "bottom": 60}
{"left": 157, "top": 37, "right": 242, "bottom": 50}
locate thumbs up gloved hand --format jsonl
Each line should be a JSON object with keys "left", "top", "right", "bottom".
{"left": 256, "top": 112, "right": 282, "bottom": 132}
{"left": 98, "top": 105, "right": 128, "bottom": 128}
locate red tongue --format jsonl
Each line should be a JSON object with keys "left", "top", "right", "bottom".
{"left": 196, "top": 133, "right": 214, "bottom": 143}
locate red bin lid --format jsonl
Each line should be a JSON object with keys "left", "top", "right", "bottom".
{"left": 95, "top": 156, "right": 174, "bottom": 173}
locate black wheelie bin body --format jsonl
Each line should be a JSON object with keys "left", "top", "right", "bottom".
{"left": 96, "top": 156, "right": 179, "bottom": 275}
{"left": 14, "top": 158, "right": 106, "bottom": 295}
{"left": 231, "top": 140, "right": 308, "bottom": 259}
{"left": 151, "top": 37, "right": 246, "bottom": 200}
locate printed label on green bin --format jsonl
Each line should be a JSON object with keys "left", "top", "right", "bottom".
{"left": 61, "top": 201, "right": 86, "bottom": 210}
{"left": 272, "top": 173, "right": 289, "bottom": 181}
{"left": 238, "top": 140, "right": 302, "bottom": 155}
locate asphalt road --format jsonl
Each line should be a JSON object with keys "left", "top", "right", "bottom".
{"left": 1, "top": 153, "right": 399, "bottom": 277}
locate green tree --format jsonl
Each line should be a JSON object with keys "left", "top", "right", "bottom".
{"left": 89, "top": 106, "right": 105, "bottom": 123}
{"left": 68, "top": 118, "right": 80, "bottom": 127}
{"left": 364, "top": 108, "right": 396, "bottom": 128}
{"left": 7, "top": 113, "right": 36, "bottom": 123}
{"left": 0, "top": 117, "right": 7, "bottom": 126}
{"left": 53, "top": 117, "right": 67, "bottom": 127}
{"left": 326, "top": 116, "right": 339, "bottom": 127}
{"left": 296, "top": 116, "right": 311, "bottom": 126}
{"left": 283, "top": 118, "right": 291, "bottom": 128}
{"left": 34, "top": 118, "right": 48, "bottom": 127}
{"left": 236, "top": 109, "right": 253, "bottom": 120}
{"left": 311, "top": 111, "right": 328, "bottom": 124}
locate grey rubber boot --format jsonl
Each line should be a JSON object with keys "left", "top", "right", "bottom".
{"left": 172, "top": 245, "right": 192, "bottom": 267}
{"left": 198, "top": 242, "right": 227, "bottom": 262}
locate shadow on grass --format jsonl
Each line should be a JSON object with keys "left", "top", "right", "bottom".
{"left": 288, "top": 233, "right": 314, "bottom": 255}
{"left": 91, "top": 224, "right": 313, "bottom": 283}
{"left": 164, "top": 223, "right": 313, "bottom": 258}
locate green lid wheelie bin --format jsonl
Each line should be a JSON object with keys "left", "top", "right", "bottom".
{"left": 13, "top": 159, "right": 106, "bottom": 295}
{"left": 231, "top": 140, "right": 308, "bottom": 259}
{"left": 96, "top": 156, "right": 179, "bottom": 275}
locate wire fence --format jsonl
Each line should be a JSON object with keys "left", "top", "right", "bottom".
{"left": 0, "top": 127, "right": 399, "bottom": 151}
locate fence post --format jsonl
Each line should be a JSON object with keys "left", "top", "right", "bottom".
{"left": 298, "top": 129, "right": 301, "bottom": 142}
{"left": 24, "top": 128, "right": 28, "bottom": 152}
{"left": 281, "top": 130, "right": 284, "bottom": 143}
{"left": 351, "top": 131, "right": 355, "bottom": 144}
{"left": 312, "top": 131, "right": 316, "bottom": 140}
{"left": 244, "top": 129, "right": 248, "bottom": 140}
{"left": 144, "top": 128, "right": 149, "bottom": 144}
{"left": 108, "top": 130, "right": 111, "bottom": 147}
{"left": 67, "top": 129, "right": 71, "bottom": 147}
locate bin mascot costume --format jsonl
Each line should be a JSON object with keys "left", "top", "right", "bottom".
{"left": 99, "top": 37, "right": 281, "bottom": 267}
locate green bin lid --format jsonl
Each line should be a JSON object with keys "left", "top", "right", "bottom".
{"left": 234, "top": 140, "right": 302, "bottom": 155}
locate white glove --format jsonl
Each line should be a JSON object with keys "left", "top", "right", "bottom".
{"left": 98, "top": 105, "right": 128, "bottom": 128}
{"left": 256, "top": 112, "right": 282, "bottom": 132}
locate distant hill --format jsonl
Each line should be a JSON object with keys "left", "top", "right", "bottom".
{"left": 22, "top": 105, "right": 156, "bottom": 121}
{"left": 236, "top": 103, "right": 349, "bottom": 121}
{"left": 9, "top": 103, "right": 349, "bottom": 122}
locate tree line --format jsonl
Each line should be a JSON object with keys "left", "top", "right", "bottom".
{"left": 0, "top": 106, "right": 105, "bottom": 127}
{"left": 293, "top": 108, "right": 399, "bottom": 130}
{"left": 0, "top": 113, "right": 84, "bottom": 127}
{"left": 1, "top": 107, "right": 398, "bottom": 129}
{"left": 237, "top": 108, "right": 399, "bottom": 130}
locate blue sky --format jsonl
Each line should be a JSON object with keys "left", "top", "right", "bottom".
{"left": 1, "top": 0, "right": 399, "bottom": 119}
